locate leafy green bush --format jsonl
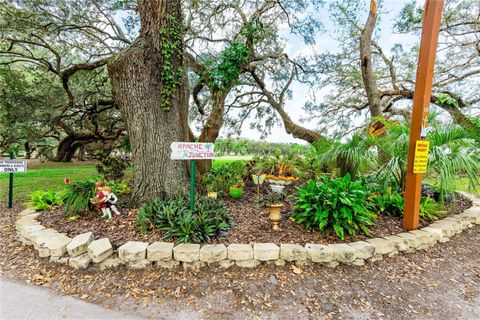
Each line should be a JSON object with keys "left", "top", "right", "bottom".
{"left": 137, "top": 196, "right": 233, "bottom": 243}
{"left": 64, "top": 177, "right": 97, "bottom": 216}
{"left": 221, "top": 161, "right": 246, "bottom": 187}
{"left": 419, "top": 196, "right": 440, "bottom": 221}
{"left": 368, "top": 187, "right": 404, "bottom": 216}
{"left": 292, "top": 174, "right": 376, "bottom": 240}
{"left": 367, "top": 187, "right": 440, "bottom": 221}
{"left": 25, "top": 190, "right": 64, "bottom": 211}
{"left": 202, "top": 168, "right": 227, "bottom": 193}
{"left": 63, "top": 177, "right": 129, "bottom": 216}
{"left": 96, "top": 156, "right": 127, "bottom": 181}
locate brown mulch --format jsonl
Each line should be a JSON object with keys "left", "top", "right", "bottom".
{"left": 38, "top": 207, "right": 165, "bottom": 249}
{"left": 1, "top": 201, "right": 479, "bottom": 320}
{"left": 37, "top": 183, "right": 472, "bottom": 248}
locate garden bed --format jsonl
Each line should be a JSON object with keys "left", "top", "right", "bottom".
{"left": 37, "top": 183, "right": 472, "bottom": 248}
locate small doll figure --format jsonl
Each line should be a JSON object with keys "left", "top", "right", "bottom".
{"left": 102, "top": 186, "right": 121, "bottom": 218}
{"left": 90, "top": 181, "right": 109, "bottom": 219}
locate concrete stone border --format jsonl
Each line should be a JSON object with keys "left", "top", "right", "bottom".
{"left": 15, "top": 192, "right": 480, "bottom": 270}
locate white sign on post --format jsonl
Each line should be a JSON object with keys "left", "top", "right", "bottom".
{"left": 170, "top": 142, "right": 215, "bottom": 160}
{"left": 0, "top": 160, "right": 27, "bottom": 173}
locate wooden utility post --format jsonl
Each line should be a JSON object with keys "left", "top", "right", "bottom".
{"left": 403, "top": 0, "right": 444, "bottom": 230}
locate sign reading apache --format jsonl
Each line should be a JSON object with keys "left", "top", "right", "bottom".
{"left": 0, "top": 160, "right": 27, "bottom": 173}
{"left": 170, "top": 142, "right": 215, "bottom": 160}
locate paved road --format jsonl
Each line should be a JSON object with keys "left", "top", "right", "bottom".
{"left": 0, "top": 278, "right": 141, "bottom": 320}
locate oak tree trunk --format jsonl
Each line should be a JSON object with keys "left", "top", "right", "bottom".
{"left": 360, "top": 0, "right": 382, "bottom": 117}
{"left": 196, "top": 94, "right": 227, "bottom": 175}
{"left": 108, "top": 0, "right": 190, "bottom": 204}
{"left": 54, "top": 134, "right": 94, "bottom": 162}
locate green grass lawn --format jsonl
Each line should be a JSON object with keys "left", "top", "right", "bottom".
{"left": 424, "top": 177, "right": 480, "bottom": 197}
{"left": 0, "top": 156, "right": 251, "bottom": 201}
{"left": 2, "top": 156, "right": 476, "bottom": 202}
{"left": 0, "top": 163, "right": 99, "bottom": 200}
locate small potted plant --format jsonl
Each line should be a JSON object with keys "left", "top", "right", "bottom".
{"left": 260, "top": 191, "right": 287, "bottom": 230}
{"left": 253, "top": 152, "right": 301, "bottom": 193}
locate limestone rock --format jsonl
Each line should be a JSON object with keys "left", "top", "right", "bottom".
{"left": 329, "top": 243, "right": 356, "bottom": 264}
{"left": 118, "top": 241, "right": 148, "bottom": 262}
{"left": 43, "top": 235, "right": 72, "bottom": 258}
{"left": 50, "top": 255, "right": 69, "bottom": 265}
{"left": 280, "top": 244, "right": 307, "bottom": 262}
{"left": 99, "top": 256, "right": 123, "bottom": 270}
{"left": 18, "top": 208, "right": 36, "bottom": 217}
{"left": 37, "top": 247, "right": 51, "bottom": 258}
{"left": 69, "top": 253, "right": 92, "bottom": 269}
{"left": 323, "top": 261, "right": 339, "bottom": 268}
{"left": 155, "top": 260, "right": 180, "bottom": 269}
{"left": 236, "top": 259, "right": 261, "bottom": 268}
{"left": 348, "top": 241, "right": 375, "bottom": 259}
{"left": 219, "top": 259, "right": 235, "bottom": 269}
{"left": 366, "top": 238, "right": 396, "bottom": 255}
{"left": 87, "top": 238, "right": 113, "bottom": 263}
{"left": 147, "top": 242, "right": 173, "bottom": 261}
{"left": 383, "top": 235, "right": 411, "bottom": 252}
{"left": 173, "top": 243, "right": 200, "bottom": 262}
{"left": 253, "top": 243, "right": 279, "bottom": 261}
{"left": 28, "top": 229, "right": 60, "bottom": 246}
{"left": 66, "top": 232, "right": 94, "bottom": 257}
{"left": 182, "top": 261, "right": 206, "bottom": 270}
{"left": 305, "top": 244, "right": 334, "bottom": 263}
{"left": 274, "top": 259, "right": 286, "bottom": 266}
{"left": 351, "top": 258, "right": 365, "bottom": 266}
{"left": 408, "top": 230, "right": 437, "bottom": 250}
{"left": 227, "top": 244, "right": 253, "bottom": 261}
{"left": 128, "top": 259, "right": 151, "bottom": 269}
{"left": 200, "top": 244, "right": 227, "bottom": 263}
{"left": 369, "top": 254, "right": 383, "bottom": 263}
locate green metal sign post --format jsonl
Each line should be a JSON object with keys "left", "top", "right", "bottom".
{"left": 190, "top": 159, "right": 195, "bottom": 212}
{"left": 170, "top": 142, "right": 215, "bottom": 212}
{"left": 1, "top": 152, "right": 27, "bottom": 208}
{"left": 8, "top": 151, "right": 14, "bottom": 208}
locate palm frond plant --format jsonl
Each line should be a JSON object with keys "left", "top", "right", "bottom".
{"left": 426, "top": 124, "right": 480, "bottom": 203}
{"left": 319, "top": 134, "right": 376, "bottom": 178}
{"left": 317, "top": 120, "right": 480, "bottom": 206}
{"left": 374, "top": 122, "right": 479, "bottom": 199}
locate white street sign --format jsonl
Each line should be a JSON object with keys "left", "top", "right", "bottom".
{"left": 170, "top": 142, "right": 215, "bottom": 160}
{"left": 0, "top": 160, "right": 27, "bottom": 173}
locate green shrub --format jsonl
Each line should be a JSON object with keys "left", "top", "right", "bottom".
{"left": 137, "top": 196, "right": 233, "bottom": 243}
{"left": 202, "top": 169, "right": 227, "bottom": 193}
{"left": 96, "top": 156, "right": 127, "bottom": 181}
{"left": 25, "top": 190, "right": 64, "bottom": 211}
{"left": 203, "top": 162, "right": 246, "bottom": 194}
{"left": 368, "top": 187, "right": 440, "bottom": 221}
{"left": 63, "top": 177, "right": 129, "bottom": 216}
{"left": 63, "top": 177, "right": 98, "bottom": 216}
{"left": 419, "top": 196, "right": 440, "bottom": 221}
{"left": 221, "top": 161, "right": 246, "bottom": 187}
{"left": 368, "top": 187, "right": 404, "bottom": 216}
{"left": 137, "top": 203, "right": 154, "bottom": 235}
{"left": 292, "top": 174, "right": 376, "bottom": 240}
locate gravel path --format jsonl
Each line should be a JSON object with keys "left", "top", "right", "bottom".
{"left": 1, "top": 203, "right": 479, "bottom": 319}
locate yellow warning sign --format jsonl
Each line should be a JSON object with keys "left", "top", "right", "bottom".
{"left": 413, "top": 140, "right": 430, "bottom": 173}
